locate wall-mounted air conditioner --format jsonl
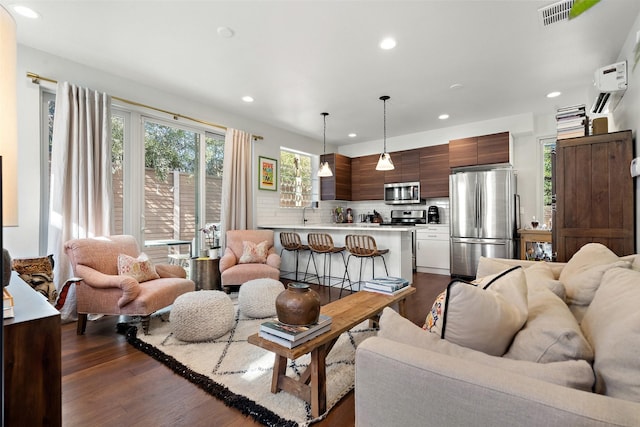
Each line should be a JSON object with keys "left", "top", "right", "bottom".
{"left": 590, "top": 61, "right": 627, "bottom": 114}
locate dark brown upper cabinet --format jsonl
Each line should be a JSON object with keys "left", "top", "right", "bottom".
{"left": 449, "top": 131, "right": 511, "bottom": 168}
{"left": 320, "top": 153, "right": 351, "bottom": 201}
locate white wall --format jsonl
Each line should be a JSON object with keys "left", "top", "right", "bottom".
{"left": 613, "top": 13, "right": 640, "bottom": 251}
{"left": 6, "top": 46, "right": 329, "bottom": 258}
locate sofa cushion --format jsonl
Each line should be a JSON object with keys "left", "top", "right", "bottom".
{"left": 558, "top": 244, "right": 630, "bottom": 317}
{"left": 523, "top": 262, "right": 566, "bottom": 300}
{"left": 504, "top": 281, "right": 593, "bottom": 363}
{"left": 238, "top": 240, "right": 269, "bottom": 264}
{"left": 476, "top": 257, "right": 565, "bottom": 299}
{"left": 424, "top": 266, "right": 528, "bottom": 356}
{"left": 581, "top": 267, "right": 640, "bottom": 403}
{"left": 117, "top": 252, "right": 160, "bottom": 283}
{"left": 381, "top": 308, "right": 595, "bottom": 391}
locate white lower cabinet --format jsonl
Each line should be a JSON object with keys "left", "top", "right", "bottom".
{"left": 416, "top": 225, "right": 450, "bottom": 275}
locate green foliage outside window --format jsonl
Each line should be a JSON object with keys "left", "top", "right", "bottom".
{"left": 280, "top": 150, "right": 312, "bottom": 207}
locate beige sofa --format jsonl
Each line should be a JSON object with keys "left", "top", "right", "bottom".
{"left": 355, "top": 243, "right": 640, "bottom": 426}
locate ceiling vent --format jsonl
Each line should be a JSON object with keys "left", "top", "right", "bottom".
{"left": 538, "top": 0, "right": 575, "bottom": 27}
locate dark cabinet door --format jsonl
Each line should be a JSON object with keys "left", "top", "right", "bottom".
{"left": 320, "top": 153, "right": 352, "bottom": 200}
{"left": 449, "top": 137, "right": 477, "bottom": 168}
{"left": 420, "top": 144, "right": 450, "bottom": 198}
{"left": 477, "top": 132, "right": 510, "bottom": 165}
{"left": 358, "top": 154, "right": 385, "bottom": 200}
{"left": 401, "top": 150, "right": 420, "bottom": 182}
{"left": 555, "top": 130, "right": 634, "bottom": 261}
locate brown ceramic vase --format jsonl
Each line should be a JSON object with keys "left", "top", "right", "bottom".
{"left": 275, "top": 283, "right": 321, "bottom": 326}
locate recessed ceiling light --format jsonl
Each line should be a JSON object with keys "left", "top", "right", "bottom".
{"left": 438, "top": 114, "right": 450, "bottom": 120}
{"left": 348, "top": 133, "right": 357, "bottom": 138}
{"left": 217, "top": 26, "right": 234, "bottom": 38}
{"left": 449, "top": 83, "right": 463, "bottom": 90}
{"left": 12, "top": 5, "right": 39, "bottom": 19}
{"left": 379, "top": 37, "right": 397, "bottom": 50}
{"left": 547, "top": 91, "right": 562, "bottom": 98}
{"left": 242, "top": 96, "right": 254, "bottom": 103}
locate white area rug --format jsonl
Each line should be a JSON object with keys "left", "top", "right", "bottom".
{"left": 125, "top": 294, "right": 376, "bottom": 426}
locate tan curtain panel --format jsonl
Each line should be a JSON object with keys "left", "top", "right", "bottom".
{"left": 221, "top": 128, "right": 253, "bottom": 239}
{"left": 48, "top": 81, "right": 112, "bottom": 321}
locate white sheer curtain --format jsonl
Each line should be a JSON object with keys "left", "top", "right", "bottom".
{"left": 220, "top": 128, "right": 253, "bottom": 239}
{"left": 48, "top": 81, "right": 112, "bottom": 320}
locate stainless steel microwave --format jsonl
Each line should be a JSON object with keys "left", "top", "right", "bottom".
{"left": 384, "top": 182, "right": 422, "bottom": 205}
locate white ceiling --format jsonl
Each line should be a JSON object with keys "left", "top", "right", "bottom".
{"left": 5, "top": 1, "right": 640, "bottom": 145}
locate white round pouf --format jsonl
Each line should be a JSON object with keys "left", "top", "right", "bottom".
{"left": 238, "top": 278, "right": 285, "bottom": 318}
{"left": 170, "top": 291, "right": 234, "bottom": 342}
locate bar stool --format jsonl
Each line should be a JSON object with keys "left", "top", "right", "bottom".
{"left": 305, "top": 233, "right": 351, "bottom": 297}
{"left": 279, "top": 232, "right": 309, "bottom": 281}
{"left": 342, "top": 234, "right": 389, "bottom": 298}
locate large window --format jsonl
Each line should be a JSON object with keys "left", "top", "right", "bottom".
{"left": 41, "top": 93, "right": 224, "bottom": 264}
{"left": 279, "top": 149, "right": 313, "bottom": 208}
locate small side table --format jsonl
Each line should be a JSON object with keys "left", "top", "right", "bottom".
{"left": 190, "top": 257, "right": 221, "bottom": 291}
{"left": 518, "top": 229, "right": 552, "bottom": 261}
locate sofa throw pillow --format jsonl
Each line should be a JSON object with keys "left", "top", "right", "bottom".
{"left": 238, "top": 240, "right": 269, "bottom": 264}
{"left": 117, "top": 253, "right": 160, "bottom": 283}
{"left": 424, "top": 266, "right": 528, "bottom": 356}
{"left": 581, "top": 267, "right": 640, "bottom": 403}
{"left": 12, "top": 255, "right": 58, "bottom": 304}
{"left": 504, "top": 281, "right": 593, "bottom": 363}
{"left": 523, "top": 262, "right": 566, "bottom": 301}
{"left": 381, "top": 308, "right": 595, "bottom": 392}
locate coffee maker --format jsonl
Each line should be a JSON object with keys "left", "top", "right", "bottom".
{"left": 427, "top": 206, "right": 440, "bottom": 224}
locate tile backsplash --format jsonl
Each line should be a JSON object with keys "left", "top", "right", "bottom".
{"left": 256, "top": 194, "right": 449, "bottom": 226}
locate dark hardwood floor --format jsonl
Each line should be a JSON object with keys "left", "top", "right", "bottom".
{"left": 60, "top": 272, "right": 450, "bottom": 427}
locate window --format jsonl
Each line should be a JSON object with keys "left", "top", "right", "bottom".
{"left": 279, "top": 149, "right": 313, "bottom": 207}
{"left": 41, "top": 93, "right": 224, "bottom": 264}
{"left": 542, "top": 139, "right": 555, "bottom": 228}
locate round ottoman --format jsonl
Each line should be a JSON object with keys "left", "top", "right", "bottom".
{"left": 238, "top": 278, "right": 285, "bottom": 318}
{"left": 170, "top": 291, "right": 234, "bottom": 342}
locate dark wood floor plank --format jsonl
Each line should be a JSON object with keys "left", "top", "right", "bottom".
{"left": 61, "top": 273, "right": 450, "bottom": 427}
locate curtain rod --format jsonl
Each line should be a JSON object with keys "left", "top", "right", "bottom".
{"left": 26, "top": 72, "right": 263, "bottom": 141}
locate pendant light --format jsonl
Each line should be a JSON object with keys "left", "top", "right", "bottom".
{"left": 376, "top": 95, "right": 394, "bottom": 171}
{"left": 317, "top": 112, "right": 333, "bottom": 177}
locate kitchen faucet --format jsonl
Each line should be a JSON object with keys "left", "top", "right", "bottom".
{"left": 302, "top": 201, "right": 319, "bottom": 225}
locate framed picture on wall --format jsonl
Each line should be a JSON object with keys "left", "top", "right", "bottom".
{"left": 258, "top": 156, "right": 278, "bottom": 191}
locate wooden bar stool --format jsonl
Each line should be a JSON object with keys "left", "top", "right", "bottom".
{"left": 304, "top": 233, "right": 350, "bottom": 297}
{"left": 342, "top": 234, "right": 389, "bottom": 298}
{"left": 279, "top": 232, "right": 309, "bottom": 281}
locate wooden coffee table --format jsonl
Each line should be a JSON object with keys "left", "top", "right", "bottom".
{"left": 247, "top": 287, "right": 416, "bottom": 417}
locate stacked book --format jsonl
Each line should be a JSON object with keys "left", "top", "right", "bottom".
{"left": 556, "top": 105, "right": 588, "bottom": 140}
{"left": 259, "top": 314, "right": 332, "bottom": 348}
{"left": 3, "top": 288, "right": 14, "bottom": 319}
{"left": 362, "top": 276, "right": 410, "bottom": 295}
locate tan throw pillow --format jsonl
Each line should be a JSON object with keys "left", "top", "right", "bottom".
{"left": 380, "top": 308, "right": 595, "bottom": 392}
{"left": 581, "top": 267, "right": 640, "bottom": 402}
{"left": 475, "top": 256, "right": 511, "bottom": 279}
{"left": 117, "top": 253, "right": 160, "bottom": 283}
{"left": 524, "top": 262, "right": 566, "bottom": 301}
{"left": 424, "top": 266, "right": 528, "bottom": 356}
{"left": 239, "top": 240, "right": 269, "bottom": 264}
{"left": 504, "top": 281, "right": 593, "bottom": 363}
{"left": 558, "top": 243, "right": 621, "bottom": 284}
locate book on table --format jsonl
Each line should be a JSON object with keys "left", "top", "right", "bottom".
{"left": 3, "top": 288, "right": 14, "bottom": 319}
{"left": 258, "top": 323, "right": 332, "bottom": 348}
{"left": 364, "top": 276, "right": 409, "bottom": 292}
{"left": 260, "top": 314, "right": 332, "bottom": 342}
{"left": 362, "top": 284, "right": 411, "bottom": 296}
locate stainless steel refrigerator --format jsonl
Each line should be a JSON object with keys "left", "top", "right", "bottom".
{"left": 450, "top": 168, "right": 516, "bottom": 277}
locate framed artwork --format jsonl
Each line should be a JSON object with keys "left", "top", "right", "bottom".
{"left": 258, "top": 156, "right": 278, "bottom": 191}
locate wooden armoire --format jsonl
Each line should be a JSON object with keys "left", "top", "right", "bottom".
{"left": 554, "top": 130, "right": 635, "bottom": 262}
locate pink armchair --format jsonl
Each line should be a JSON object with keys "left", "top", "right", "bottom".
{"left": 219, "top": 229, "right": 281, "bottom": 291}
{"left": 64, "top": 235, "right": 195, "bottom": 334}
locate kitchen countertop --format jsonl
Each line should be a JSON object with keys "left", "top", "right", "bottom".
{"left": 258, "top": 223, "right": 416, "bottom": 232}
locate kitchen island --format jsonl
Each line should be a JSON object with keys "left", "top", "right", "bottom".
{"left": 258, "top": 223, "right": 413, "bottom": 287}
